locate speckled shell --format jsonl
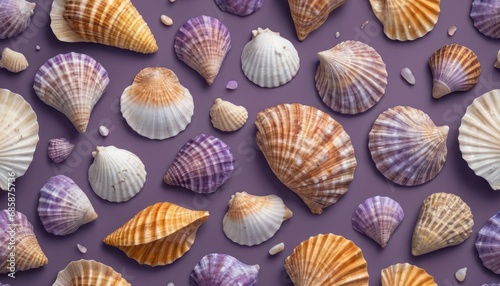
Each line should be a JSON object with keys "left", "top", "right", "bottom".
{"left": 48, "top": 138, "right": 75, "bottom": 163}
{"left": 255, "top": 103, "right": 357, "bottom": 214}
{"left": 368, "top": 106, "right": 448, "bottom": 186}
{"left": 53, "top": 259, "right": 131, "bottom": 286}
{"left": 471, "top": 0, "right": 500, "bottom": 38}
{"left": 214, "top": 0, "right": 263, "bottom": 16}
{"left": 103, "top": 202, "right": 209, "bottom": 266}
{"left": 381, "top": 263, "right": 437, "bottom": 286}
{"left": 0, "top": 0, "right": 35, "bottom": 39}
{"left": 0, "top": 47, "right": 28, "bottom": 73}
{"left": 33, "top": 52, "right": 109, "bottom": 133}
{"left": 121, "top": 67, "right": 194, "bottom": 140}
{"left": 210, "top": 98, "right": 248, "bottom": 132}
{"left": 476, "top": 212, "right": 500, "bottom": 274}
{"left": 315, "top": 41, "right": 388, "bottom": 114}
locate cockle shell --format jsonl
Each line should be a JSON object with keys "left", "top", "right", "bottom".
{"left": 33, "top": 52, "right": 109, "bottom": 133}
{"left": 255, "top": 103, "right": 357, "bottom": 214}
{"left": 38, "top": 175, "right": 98, "bottom": 236}
{"left": 315, "top": 41, "right": 388, "bottom": 114}
{"left": 48, "top": 138, "right": 75, "bottom": 163}
{"left": 0, "top": 47, "right": 28, "bottom": 73}
{"left": 174, "top": 15, "right": 231, "bottom": 85}
{"left": 471, "top": 0, "right": 500, "bottom": 39}
{"left": 241, "top": 28, "right": 300, "bottom": 88}
{"left": 120, "top": 67, "right": 194, "bottom": 140}
{"left": 223, "top": 192, "right": 293, "bottom": 246}
{"left": 103, "top": 202, "right": 209, "bottom": 266}
{"left": 476, "top": 211, "right": 500, "bottom": 274}
{"left": 368, "top": 106, "right": 449, "bottom": 186}
{"left": 412, "top": 192, "right": 473, "bottom": 256}
{"left": 0, "top": 0, "right": 35, "bottom": 39}
{"left": 164, "top": 134, "right": 235, "bottom": 194}
{"left": 214, "top": 0, "right": 263, "bottom": 16}
{"left": 50, "top": 0, "right": 158, "bottom": 53}
{"left": 285, "top": 233, "right": 369, "bottom": 285}
{"left": 189, "top": 253, "right": 259, "bottom": 286}
{"left": 381, "top": 263, "right": 437, "bottom": 286}
{"left": 53, "top": 259, "right": 131, "bottom": 286}
{"left": 88, "top": 146, "right": 147, "bottom": 203}
{"left": 210, "top": 98, "right": 248, "bottom": 132}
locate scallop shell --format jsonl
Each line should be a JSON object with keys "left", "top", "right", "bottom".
{"left": 103, "top": 202, "right": 209, "bottom": 266}
{"left": 0, "top": 210, "right": 48, "bottom": 273}
{"left": 53, "top": 259, "right": 131, "bottom": 286}
{"left": 315, "top": 41, "right": 388, "bottom": 114}
{"left": 285, "top": 233, "right": 369, "bottom": 285}
{"left": 0, "top": 88, "right": 39, "bottom": 190}
{"left": 471, "top": 0, "right": 500, "bottom": 39}
{"left": 164, "top": 134, "right": 235, "bottom": 194}
{"left": 190, "top": 253, "right": 259, "bottom": 286}
{"left": 476, "top": 211, "right": 500, "bottom": 274}
{"left": 368, "top": 106, "right": 448, "bottom": 186}
{"left": 223, "top": 192, "right": 293, "bottom": 246}
{"left": 120, "top": 67, "right": 194, "bottom": 140}
{"left": 241, "top": 28, "right": 300, "bottom": 88}
{"left": 411, "top": 192, "right": 473, "bottom": 256}
{"left": 50, "top": 0, "right": 158, "bottom": 53}
{"left": 88, "top": 146, "right": 147, "bottom": 203}
{"left": 255, "top": 103, "right": 357, "bottom": 214}
{"left": 210, "top": 98, "right": 248, "bottom": 132}
{"left": 214, "top": 0, "right": 263, "bottom": 16}
{"left": 38, "top": 175, "right": 98, "bottom": 236}
{"left": 0, "top": 0, "right": 35, "bottom": 39}
{"left": 381, "top": 263, "right": 437, "bottom": 286}
{"left": 48, "top": 138, "right": 75, "bottom": 163}
{"left": 0, "top": 47, "right": 28, "bottom": 73}
{"left": 369, "top": 0, "right": 440, "bottom": 40}
{"left": 352, "top": 196, "right": 404, "bottom": 248}
{"left": 429, "top": 44, "right": 481, "bottom": 99}
{"left": 174, "top": 15, "right": 231, "bottom": 85}
{"left": 33, "top": 52, "right": 109, "bottom": 133}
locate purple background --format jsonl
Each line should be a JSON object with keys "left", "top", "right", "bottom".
{"left": 1, "top": 0, "right": 500, "bottom": 284}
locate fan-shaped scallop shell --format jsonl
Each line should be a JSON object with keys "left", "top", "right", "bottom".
{"left": 315, "top": 41, "right": 388, "bottom": 114}
{"left": 241, "top": 28, "right": 300, "bottom": 88}
{"left": 174, "top": 15, "right": 231, "bottom": 85}
{"left": 210, "top": 98, "right": 248, "bottom": 132}
{"left": 190, "top": 253, "right": 259, "bottom": 286}
{"left": 33, "top": 52, "right": 109, "bottom": 133}
{"left": 103, "top": 202, "right": 209, "bottom": 266}
{"left": 255, "top": 103, "right": 357, "bottom": 214}
{"left": 476, "top": 211, "right": 500, "bottom": 274}
{"left": 120, "top": 67, "right": 194, "bottom": 140}
{"left": 381, "top": 263, "right": 437, "bottom": 285}
{"left": 0, "top": 0, "right": 35, "bottom": 39}
{"left": 214, "top": 0, "right": 263, "bottom": 16}
{"left": 368, "top": 106, "right": 448, "bottom": 186}
{"left": 0, "top": 47, "right": 28, "bottom": 73}
{"left": 53, "top": 259, "right": 131, "bottom": 286}
{"left": 50, "top": 0, "right": 158, "bottom": 53}
{"left": 223, "top": 192, "right": 293, "bottom": 246}
{"left": 471, "top": 0, "right": 500, "bottom": 38}
{"left": 48, "top": 138, "right": 75, "bottom": 163}
{"left": 285, "top": 233, "right": 369, "bottom": 285}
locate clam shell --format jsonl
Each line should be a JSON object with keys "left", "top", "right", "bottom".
{"left": 285, "top": 233, "right": 369, "bottom": 285}
{"left": 103, "top": 202, "right": 209, "bottom": 266}
{"left": 48, "top": 138, "right": 75, "bottom": 163}
{"left": 53, "top": 259, "right": 131, "bottom": 286}
{"left": 214, "top": 0, "right": 263, "bottom": 16}
{"left": 88, "top": 146, "right": 147, "bottom": 203}
{"left": 50, "top": 0, "right": 158, "bottom": 53}
{"left": 0, "top": 0, "right": 35, "bottom": 39}
{"left": 120, "top": 67, "right": 194, "bottom": 140}
{"left": 368, "top": 106, "right": 448, "bottom": 186}
{"left": 33, "top": 52, "right": 109, "bottom": 133}
{"left": 210, "top": 98, "right": 248, "bottom": 132}
{"left": 412, "top": 192, "right": 473, "bottom": 256}
{"left": 255, "top": 103, "right": 357, "bottom": 214}
{"left": 381, "top": 263, "right": 437, "bottom": 285}
{"left": 164, "top": 134, "right": 235, "bottom": 194}
{"left": 315, "top": 41, "right": 388, "bottom": 114}
{"left": 174, "top": 15, "right": 231, "bottom": 85}
{"left": 241, "top": 28, "right": 300, "bottom": 88}
{"left": 38, "top": 175, "right": 98, "bottom": 236}
{"left": 471, "top": 0, "right": 500, "bottom": 39}
{"left": 476, "top": 211, "right": 500, "bottom": 274}
{"left": 223, "top": 192, "right": 293, "bottom": 246}
{"left": 0, "top": 47, "right": 28, "bottom": 73}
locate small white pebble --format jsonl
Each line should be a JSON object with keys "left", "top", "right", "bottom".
{"left": 335, "top": 31, "right": 340, "bottom": 38}
{"left": 269, "top": 242, "right": 285, "bottom": 255}
{"left": 400, "top": 67, "right": 416, "bottom": 85}
{"left": 99, "top": 125, "right": 109, "bottom": 137}
{"left": 361, "top": 20, "right": 369, "bottom": 29}
{"left": 35, "top": 45, "right": 41, "bottom": 51}
{"left": 455, "top": 267, "right": 467, "bottom": 282}
{"left": 161, "top": 15, "right": 173, "bottom": 26}
{"left": 167, "top": 283, "right": 174, "bottom": 286}
{"left": 77, "top": 244, "right": 87, "bottom": 254}
{"left": 448, "top": 25, "right": 457, "bottom": 36}
{"left": 226, "top": 80, "right": 238, "bottom": 90}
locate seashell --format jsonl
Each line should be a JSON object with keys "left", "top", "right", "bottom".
{"left": 0, "top": 0, "right": 35, "bottom": 39}
{"left": 0, "top": 47, "right": 29, "bottom": 73}
{"left": 88, "top": 146, "right": 146, "bottom": 203}
{"left": 164, "top": 134, "right": 235, "bottom": 194}
{"left": 189, "top": 253, "right": 259, "bottom": 286}
{"left": 369, "top": 0, "right": 440, "bottom": 41}
{"left": 174, "top": 15, "right": 231, "bottom": 85}
{"left": 429, "top": 44, "right": 481, "bottom": 99}
{"left": 214, "top": 0, "right": 263, "bottom": 16}
{"left": 476, "top": 211, "right": 500, "bottom": 274}
{"left": 37, "top": 175, "right": 98, "bottom": 236}
{"left": 352, "top": 196, "right": 404, "bottom": 248}
{"left": 33, "top": 52, "right": 109, "bottom": 133}
{"left": 120, "top": 67, "right": 194, "bottom": 140}
{"left": 0, "top": 88, "right": 39, "bottom": 190}
{"left": 223, "top": 191, "right": 293, "bottom": 246}
{"left": 103, "top": 202, "right": 209, "bottom": 266}
{"left": 48, "top": 138, "right": 75, "bottom": 163}
{"left": 255, "top": 103, "right": 357, "bottom": 214}
{"left": 315, "top": 41, "right": 388, "bottom": 114}
{"left": 50, "top": 0, "right": 158, "bottom": 53}
{"left": 210, "top": 98, "right": 248, "bottom": 132}
{"left": 285, "top": 233, "right": 369, "bottom": 285}
{"left": 0, "top": 210, "right": 48, "bottom": 273}
{"left": 412, "top": 192, "right": 473, "bottom": 256}
{"left": 368, "top": 106, "right": 448, "bottom": 186}
{"left": 53, "top": 259, "right": 131, "bottom": 286}
{"left": 381, "top": 263, "right": 437, "bottom": 285}
{"left": 471, "top": 0, "right": 500, "bottom": 39}
{"left": 241, "top": 28, "right": 300, "bottom": 88}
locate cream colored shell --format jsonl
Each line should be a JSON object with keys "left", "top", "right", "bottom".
{"left": 0, "top": 47, "right": 28, "bottom": 72}
{"left": 210, "top": 98, "right": 248, "bottom": 132}
{"left": 53, "top": 259, "right": 131, "bottom": 285}
{"left": 381, "top": 263, "right": 437, "bottom": 286}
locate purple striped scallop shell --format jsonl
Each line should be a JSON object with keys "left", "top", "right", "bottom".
{"left": 471, "top": 0, "right": 500, "bottom": 39}
{"left": 190, "top": 253, "right": 259, "bottom": 286}
{"left": 476, "top": 211, "right": 500, "bottom": 274}
{"left": 48, "top": 138, "right": 75, "bottom": 163}
{"left": 0, "top": 0, "right": 35, "bottom": 39}
{"left": 214, "top": 0, "right": 264, "bottom": 16}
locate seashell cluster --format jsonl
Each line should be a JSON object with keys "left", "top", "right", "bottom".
{"left": 210, "top": 98, "right": 248, "bottom": 132}
{"left": 471, "top": 0, "right": 500, "bottom": 39}
{"left": 48, "top": 138, "right": 75, "bottom": 163}
{"left": 53, "top": 259, "right": 131, "bottom": 285}
{"left": 0, "top": 47, "right": 29, "bottom": 73}
{"left": 476, "top": 211, "right": 500, "bottom": 274}
{"left": 0, "top": 0, "right": 35, "bottom": 39}
{"left": 381, "top": 263, "right": 437, "bottom": 285}
{"left": 214, "top": 0, "right": 263, "bottom": 16}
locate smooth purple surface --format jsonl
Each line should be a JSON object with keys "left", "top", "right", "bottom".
{"left": 0, "top": 0, "right": 500, "bottom": 285}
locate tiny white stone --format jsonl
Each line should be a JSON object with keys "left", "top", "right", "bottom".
{"left": 455, "top": 267, "right": 467, "bottom": 282}
{"left": 99, "top": 125, "right": 109, "bottom": 137}
{"left": 400, "top": 67, "right": 416, "bottom": 85}
{"left": 161, "top": 15, "right": 173, "bottom": 26}
{"left": 335, "top": 32, "right": 340, "bottom": 38}
{"left": 35, "top": 45, "right": 41, "bottom": 51}
{"left": 448, "top": 25, "right": 457, "bottom": 36}
{"left": 269, "top": 242, "right": 285, "bottom": 255}
{"left": 361, "top": 20, "right": 369, "bottom": 29}
{"left": 167, "top": 283, "right": 175, "bottom": 286}
{"left": 77, "top": 244, "right": 87, "bottom": 254}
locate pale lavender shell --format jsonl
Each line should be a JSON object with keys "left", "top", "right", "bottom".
{"left": 164, "top": 134, "right": 235, "bottom": 194}
{"left": 471, "top": 0, "right": 500, "bottom": 39}
{"left": 48, "top": 138, "right": 75, "bottom": 163}
{"left": 0, "top": 0, "right": 35, "bottom": 39}
{"left": 214, "top": 0, "right": 264, "bottom": 16}
{"left": 189, "top": 253, "right": 259, "bottom": 286}
{"left": 476, "top": 211, "right": 500, "bottom": 274}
